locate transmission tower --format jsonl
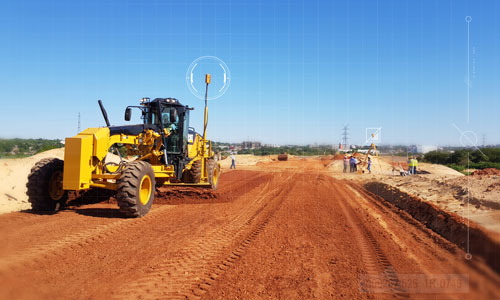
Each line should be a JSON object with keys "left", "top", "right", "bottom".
{"left": 482, "top": 134, "right": 486, "bottom": 147}
{"left": 341, "top": 124, "right": 349, "bottom": 150}
{"left": 77, "top": 112, "right": 81, "bottom": 133}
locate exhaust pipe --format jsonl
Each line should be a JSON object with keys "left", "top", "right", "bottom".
{"left": 98, "top": 100, "right": 111, "bottom": 127}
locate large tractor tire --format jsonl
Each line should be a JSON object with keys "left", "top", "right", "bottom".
{"left": 26, "top": 158, "right": 68, "bottom": 212}
{"left": 116, "top": 161, "right": 155, "bottom": 218}
{"left": 187, "top": 159, "right": 202, "bottom": 183}
{"left": 207, "top": 158, "right": 220, "bottom": 190}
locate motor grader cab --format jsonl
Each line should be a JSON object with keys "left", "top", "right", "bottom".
{"left": 27, "top": 74, "right": 220, "bottom": 217}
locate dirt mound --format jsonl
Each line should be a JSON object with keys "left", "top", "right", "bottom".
{"left": 416, "top": 163, "right": 464, "bottom": 176}
{"left": 486, "top": 182, "right": 500, "bottom": 192}
{"left": 219, "top": 154, "right": 273, "bottom": 168}
{"left": 277, "top": 154, "right": 288, "bottom": 161}
{"left": 155, "top": 186, "right": 222, "bottom": 204}
{"left": 351, "top": 152, "right": 363, "bottom": 158}
{"left": 364, "top": 181, "right": 500, "bottom": 274}
{"left": 376, "top": 157, "right": 464, "bottom": 177}
{"left": 332, "top": 154, "right": 345, "bottom": 160}
{"left": 472, "top": 168, "right": 500, "bottom": 176}
{"left": 389, "top": 161, "right": 409, "bottom": 169}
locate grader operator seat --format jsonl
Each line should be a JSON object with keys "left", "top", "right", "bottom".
{"left": 160, "top": 106, "right": 181, "bottom": 153}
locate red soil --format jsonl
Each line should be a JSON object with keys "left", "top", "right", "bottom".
{"left": 472, "top": 168, "right": 500, "bottom": 176}
{"left": 0, "top": 165, "right": 499, "bottom": 299}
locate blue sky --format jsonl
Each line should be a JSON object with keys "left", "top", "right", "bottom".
{"left": 0, "top": 0, "right": 498, "bottom": 146}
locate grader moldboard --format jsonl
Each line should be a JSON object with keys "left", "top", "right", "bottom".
{"left": 27, "top": 74, "right": 220, "bottom": 217}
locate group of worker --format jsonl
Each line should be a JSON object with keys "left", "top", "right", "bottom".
{"left": 407, "top": 156, "right": 418, "bottom": 175}
{"left": 397, "top": 156, "right": 418, "bottom": 176}
{"left": 341, "top": 154, "right": 418, "bottom": 176}
{"left": 343, "top": 155, "right": 372, "bottom": 174}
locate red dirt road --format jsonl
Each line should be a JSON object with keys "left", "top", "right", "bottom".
{"left": 0, "top": 162, "right": 499, "bottom": 299}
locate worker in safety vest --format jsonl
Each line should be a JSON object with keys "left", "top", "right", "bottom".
{"left": 407, "top": 156, "right": 414, "bottom": 175}
{"left": 412, "top": 157, "right": 418, "bottom": 175}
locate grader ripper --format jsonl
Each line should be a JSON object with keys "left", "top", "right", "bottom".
{"left": 27, "top": 74, "right": 220, "bottom": 217}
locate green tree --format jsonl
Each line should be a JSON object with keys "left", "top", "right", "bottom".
{"left": 424, "top": 151, "right": 450, "bottom": 164}
{"left": 449, "top": 150, "right": 469, "bottom": 165}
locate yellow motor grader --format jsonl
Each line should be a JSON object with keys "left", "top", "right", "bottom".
{"left": 27, "top": 74, "right": 220, "bottom": 217}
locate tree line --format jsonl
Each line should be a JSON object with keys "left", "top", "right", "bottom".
{"left": 0, "top": 139, "right": 64, "bottom": 158}
{"left": 424, "top": 148, "right": 500, "bottom": 170}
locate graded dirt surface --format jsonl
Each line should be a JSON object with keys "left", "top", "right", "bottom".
{"left": 1, "top": 158, "right": 500, "bottom": 299}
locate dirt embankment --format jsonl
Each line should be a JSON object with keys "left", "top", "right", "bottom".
{"left": 472, "top": 168, "right": 500, "bottom": 176}
{"left": 365, "top": 181, "right": 500, "bottom": 274}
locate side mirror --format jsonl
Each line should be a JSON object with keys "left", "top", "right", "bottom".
{"left": 125, "top": 107, "right": 132, "bottom": 121}
{"left": 169, "top": 109, "right": 178, "bottom": 122}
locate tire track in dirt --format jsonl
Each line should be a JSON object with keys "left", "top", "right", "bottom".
{"left": 333, "top": 183, "right": 410, "bottom": 299}
{"left": 187, "top": 185, "right": 291, "bottom": 299}
{"left": 301, "top": 175, "right": 336, "bottom": 300}
{"left": 112, "top": 172, "right": 296, "bottom": 300}
{"left": 0, "top": 171, "right": 265, "bottom": 274}
{"left": 202, "top": 172, "right": 367, "bottom": 299}
{"left": 0, "top": 204, "right": 176, "bottom": 273}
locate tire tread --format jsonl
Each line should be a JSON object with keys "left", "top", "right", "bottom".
{"left": 116, "top": 161, "right": 155, "bottom": 217}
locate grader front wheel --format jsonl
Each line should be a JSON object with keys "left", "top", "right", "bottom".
{"left": 116, "top": 161, "right": 155, "bottom": 217}
{"left": 187, "top": 160, "right": 202, "bottom": 183}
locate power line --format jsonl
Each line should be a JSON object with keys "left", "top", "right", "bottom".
{"left": 77, "top": 112, "right": 81, "bottom": 133}
{"left": 341, "top": 124, "right": 349, "bottom": 150}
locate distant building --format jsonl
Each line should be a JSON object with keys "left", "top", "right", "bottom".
{"left": 263, "top": 144, "right": 280, "bottom": 148}
{"left": 416, "top": 145, "right": 439, "bottom": 154}
{"left": 408, "top": 145, "right": 440, "bottom": 154}
{"left": 242, "top": 141, "right": 261, "bottom": 149}
{"left": 229, "top": 145, "right": 242, "bottom": 152}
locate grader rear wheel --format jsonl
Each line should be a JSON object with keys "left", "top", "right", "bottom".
{"left": 26, "top": 158, "right": 68, "bottom": 212}
{"left": 116, "top": 161, "right": 155, "bottom": 217}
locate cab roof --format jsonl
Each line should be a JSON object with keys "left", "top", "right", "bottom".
{"left": 152, "top": 97, "right": 185, "bottom": 107}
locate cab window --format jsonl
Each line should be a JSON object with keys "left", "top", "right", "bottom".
{"left": 162, "top": 107, "right": 181, "bottom": 153}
